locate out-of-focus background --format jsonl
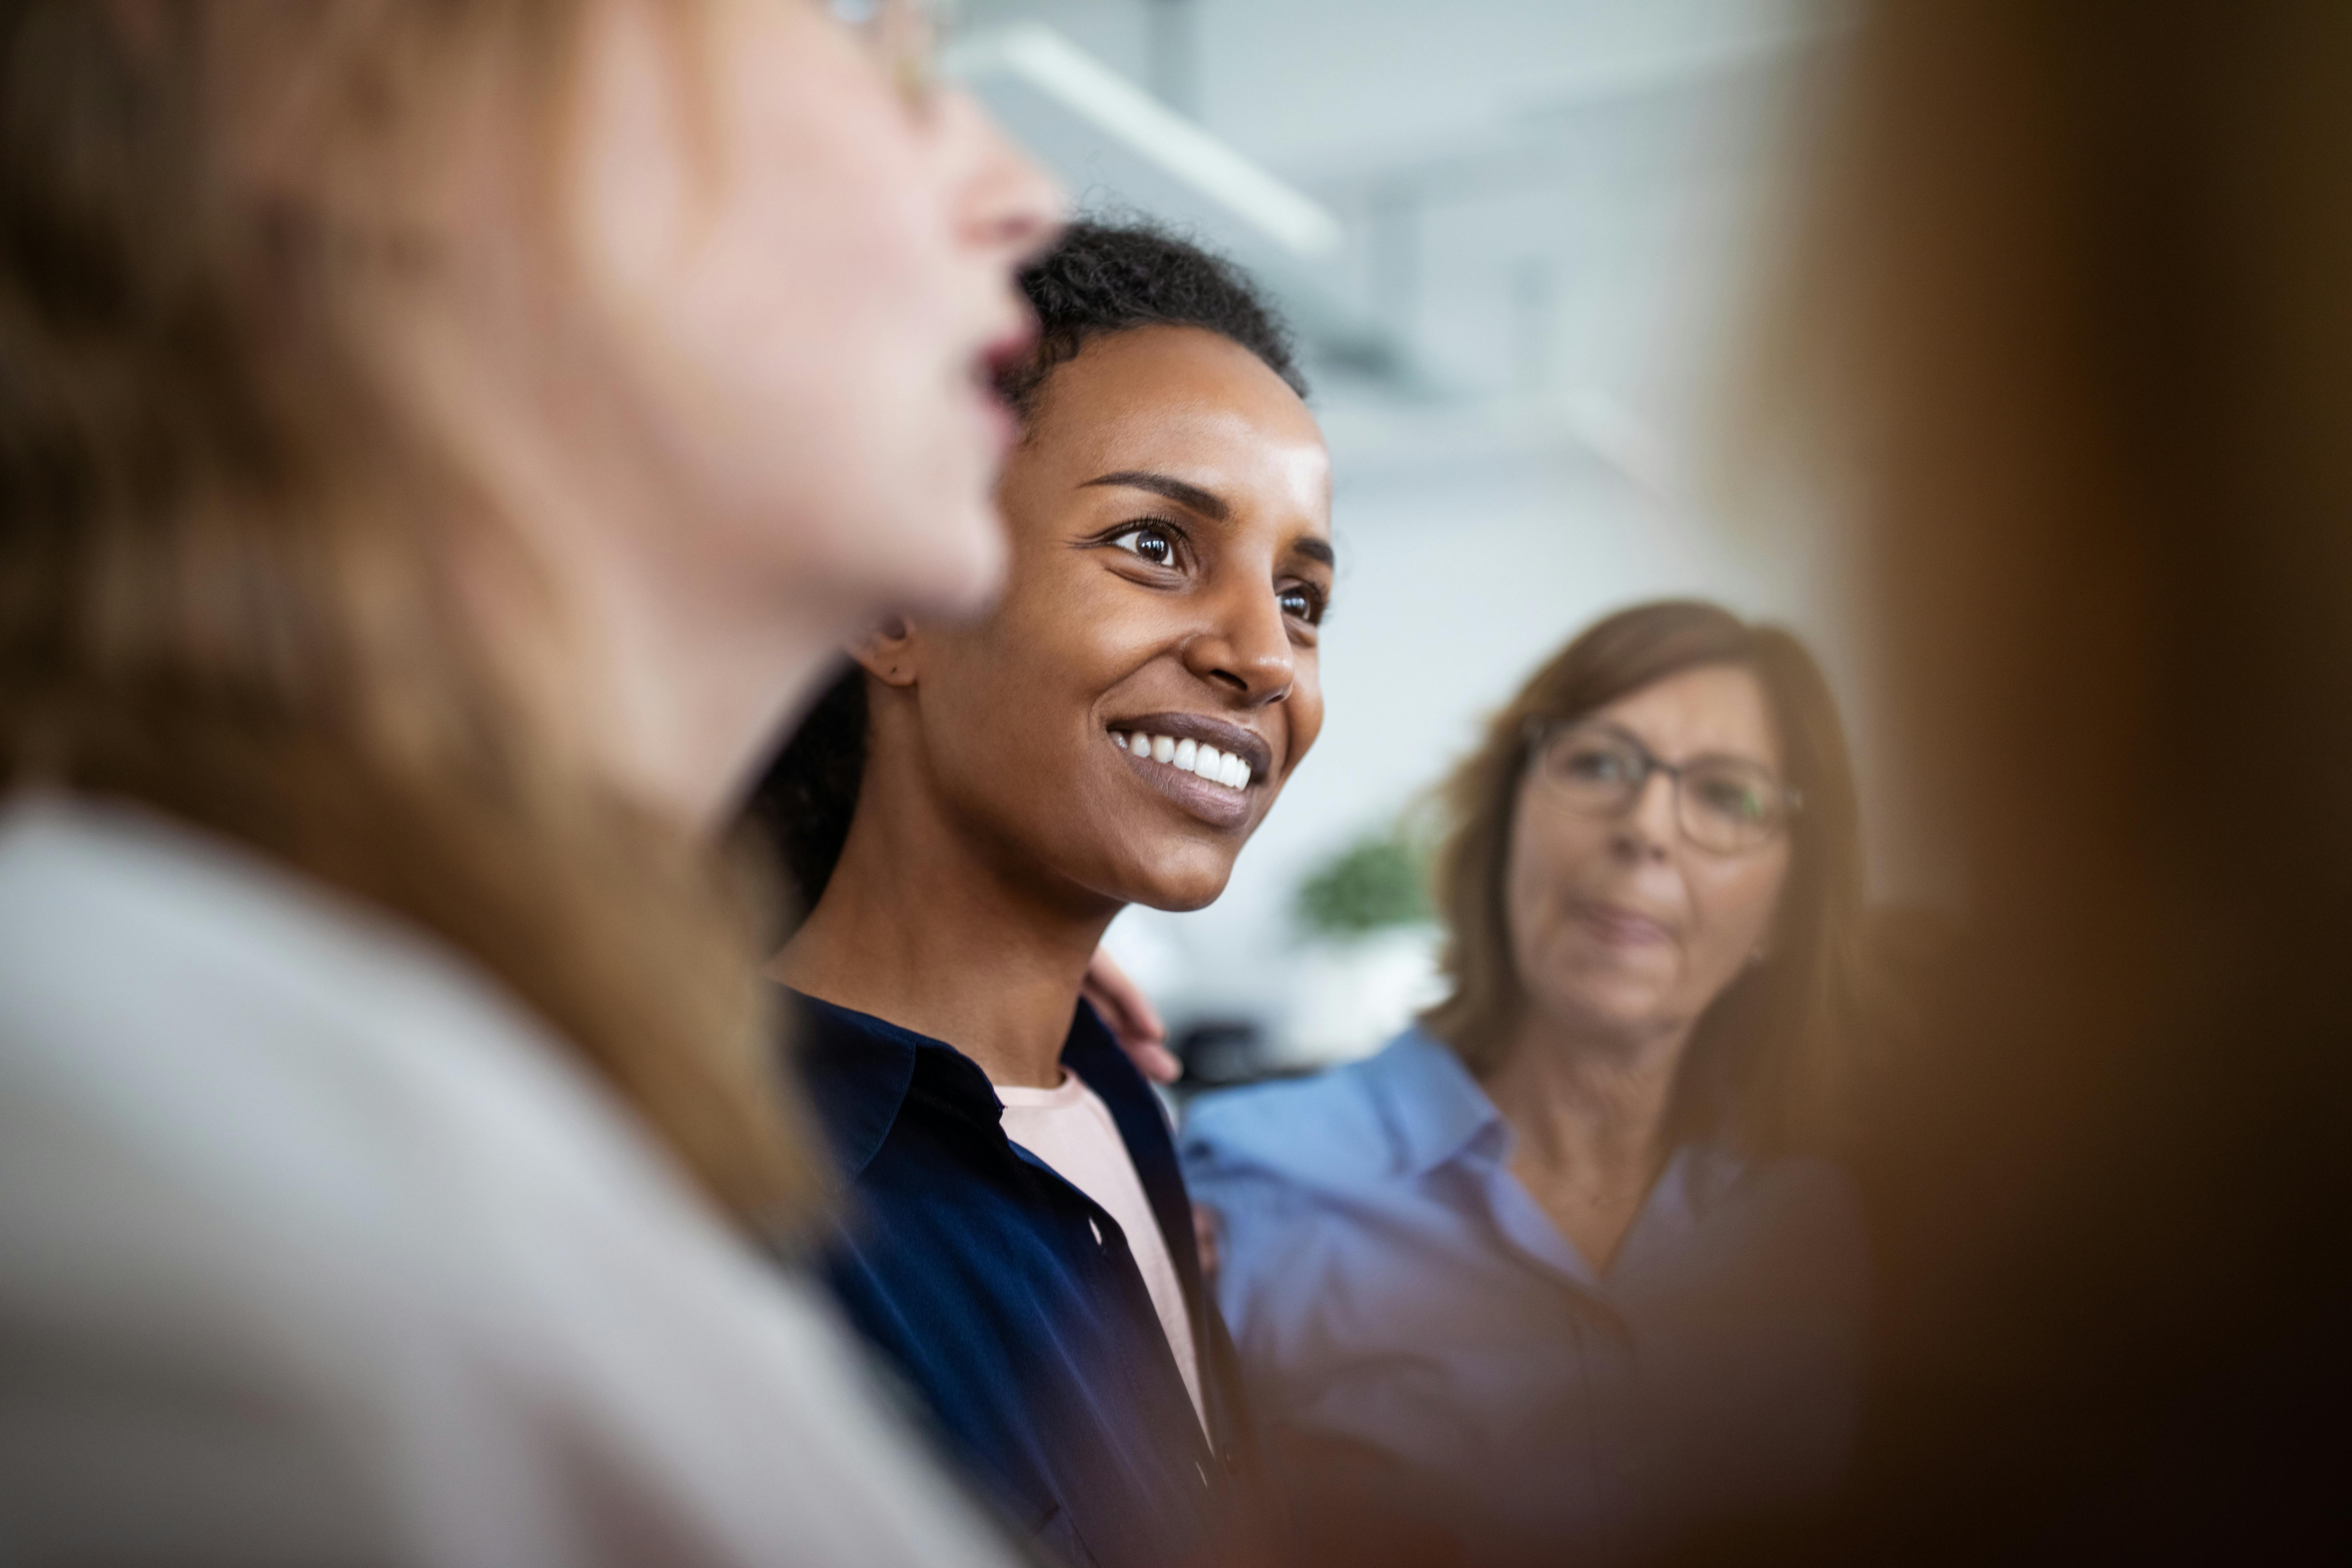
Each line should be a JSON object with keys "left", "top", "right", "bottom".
{"left": 950, "top": 0, "right": 1878, "bottom": 1079}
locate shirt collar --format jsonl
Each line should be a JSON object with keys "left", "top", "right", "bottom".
{"left": 1364, "top": 1029, "right": 1756, "bottom": 1253}
{"left": 1365, "top": 1027, "right": 1510, "bottom": 1177}
{"left": 786, "top": 988, "right": 1153, "bottom": 1182}
{"left": 790, "top": 991, "right": 918, "bottom": 1179}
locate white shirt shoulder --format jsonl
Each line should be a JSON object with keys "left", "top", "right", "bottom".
{"left": 0, "top": 796, "right": 1010, "bottom": 1568}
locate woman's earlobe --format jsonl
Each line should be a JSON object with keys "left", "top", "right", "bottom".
{"left": 848, "top": 616, "right": 919, "bottom": 688}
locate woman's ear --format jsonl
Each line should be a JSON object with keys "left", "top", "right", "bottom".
{"left": 848, "top": 616, "right": 918, "bottom": 688}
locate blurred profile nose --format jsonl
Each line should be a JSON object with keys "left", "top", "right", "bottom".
{"left": 1186, "top": 580, "right": 1295, "bottom": 707}
{"left": 942, "top": 89, "right": 1064, "bottom": 261}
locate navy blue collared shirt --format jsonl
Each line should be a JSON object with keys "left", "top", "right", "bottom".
{"left": 787, "top": 991, "right": 1260, "bottom": 1568}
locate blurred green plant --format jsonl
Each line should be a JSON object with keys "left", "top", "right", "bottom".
{"left": 1294, "top": 831, "right": 1432, "bottom": 940}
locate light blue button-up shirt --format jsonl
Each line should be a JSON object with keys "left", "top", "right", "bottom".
{"left": 1180, "top": 1029, "right": 1867, "bottom": 1566}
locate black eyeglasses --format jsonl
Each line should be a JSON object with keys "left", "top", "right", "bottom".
{"left": 1525, "top": 720, "right": 1800, "bottom": 855}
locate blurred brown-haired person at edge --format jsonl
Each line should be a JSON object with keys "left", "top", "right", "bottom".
{"left": 1184, "top": 600, "right": 1874, "bottom": 1567}
{"left": 1671, "top": 0, "right": 2352, "bottom": 1560}
{"left": 0, "top": 2, "right": 1060, "bottom": 1563}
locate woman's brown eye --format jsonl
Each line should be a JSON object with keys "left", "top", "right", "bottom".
{"left": 1279, "top": 583, "right": 1336, "bottom": 625}
{"left": 1570, "top": 747, "right": 1633, "bottom": 783}
{"left": 1110, "top": 526, "right": 1176, "bottom": 566}
{"left": 1695, "top": 771, "right": 1772, "bottom": 825}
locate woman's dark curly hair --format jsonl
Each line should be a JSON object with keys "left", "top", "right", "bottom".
{"left": 746, "top": 221, "right": 1307, "bottom": 921}
{"left": 999, "top": 219, "right": 1307, "bottom": 418}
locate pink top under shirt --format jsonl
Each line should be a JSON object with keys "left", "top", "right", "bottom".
{"left": 994, "top": 1070, "right": 1206, "bottom": 1431}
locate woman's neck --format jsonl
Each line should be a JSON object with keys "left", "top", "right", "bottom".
{"left": 774, "top": 765, "right": 1118, "bottom": 1090}
{"left": 1484, "top": 1014, "right": 1693, "bottom": 1223}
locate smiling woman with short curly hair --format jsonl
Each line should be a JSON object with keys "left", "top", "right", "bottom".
{"left": 753, "top": 220, "right": 1331, "bottom": 1568}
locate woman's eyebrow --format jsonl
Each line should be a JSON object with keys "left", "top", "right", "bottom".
{"left": 1078, "top": 470, "right": 1229, "bottom": 520}
{"left": 1080, "top": 470, "right": 1335, "bottom": 568}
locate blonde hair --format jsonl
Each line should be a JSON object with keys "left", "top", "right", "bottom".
{"left": 1421, "top": 600, "right": 1870, "bottom": 1157}
{"left": 0, "top": 1, "right": 818, "bottom": 1229}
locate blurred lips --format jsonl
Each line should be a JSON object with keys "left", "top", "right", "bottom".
{"left": 969, "top": 315, "right": 1036, "bottom": 456}
{"left": 1576, "top": 900, "right": 1675, "bottom": 947}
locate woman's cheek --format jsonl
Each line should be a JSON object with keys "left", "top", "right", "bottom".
{"left": 1527, "top": 818, "right": 1596, "bottom": 912}
{"left": 1695, "top": 860, "right": 1778, "bottom": 982}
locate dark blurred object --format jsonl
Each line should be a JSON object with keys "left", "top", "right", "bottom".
{"left": 1690, "top": 0, "right": 2352, "bottom": 1559}
{"left": 1174, "top": 1018, "right": 1270, "bottom": 1087}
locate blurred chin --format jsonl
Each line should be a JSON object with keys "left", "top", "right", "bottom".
{"left": 1526, "top": 954, "right": 1672, "bottom": 1030}
{"left": 883, "top": 495, "right": 1007, "bottom": 617}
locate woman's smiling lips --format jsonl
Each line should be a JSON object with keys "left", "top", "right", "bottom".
{"left": 1106, "top": 712, "right": 1273, "bottom": 830}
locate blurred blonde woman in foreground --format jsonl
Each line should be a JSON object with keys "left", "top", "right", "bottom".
{"left": 1185, "top": 600, "right": 1874, "bottom": 1568}
{"left": 0, "top": 2, "right": 1055, "bottom": 1563}
{"left": 1692, "top": 0, "right": 2352, "bottom": 1558}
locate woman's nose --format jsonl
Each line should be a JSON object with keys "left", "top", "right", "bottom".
{"left": 942, "top": 89, "right": 1063, "bottom": 260}
{"left": 1183, "top": 581, "right": 1295, "bottom": 706}
{"left": 1613, "top": 772, "right": 1679, "bottom": 859}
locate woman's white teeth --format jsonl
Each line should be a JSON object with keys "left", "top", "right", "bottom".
{"left": 1112, "top": 729, "right": 1253, "bottom": 791}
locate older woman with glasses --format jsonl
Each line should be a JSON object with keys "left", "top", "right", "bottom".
{"left": 1181, "top": 599, "right": 1875, "bottom": 1567}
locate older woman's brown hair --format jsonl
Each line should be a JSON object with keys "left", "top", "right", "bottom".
{"left": 1422, "top": 598, "right": 1868, "bottom": 1157}
{"left": 0, "top": 2, "right": 813, "bottom": 1226}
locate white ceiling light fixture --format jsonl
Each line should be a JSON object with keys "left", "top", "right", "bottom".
{"left": 945, "top": 22, "right": 1345, "bottom": 260}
